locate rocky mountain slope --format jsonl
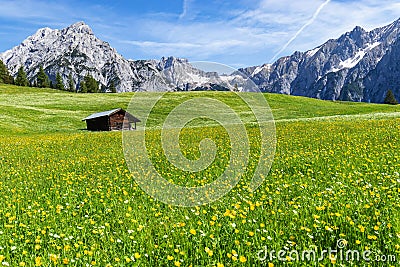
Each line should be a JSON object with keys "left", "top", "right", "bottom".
{"left": 1, "top": 22, "right": 136, "bottom": 91}
{"left": 1, "top": 19, "right": 400, "bottom": 102}
{"left": 0, "top": 22, "right": 230, "bottom": 92}
{"left": 241, "top": 18, "right": 400, "bottom": 102}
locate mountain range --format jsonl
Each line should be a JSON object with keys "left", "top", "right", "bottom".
{"left": 1, "top": 19, "right": 400, "bottom": 103}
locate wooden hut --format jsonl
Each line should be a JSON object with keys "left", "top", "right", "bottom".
{"left": 82, "top": 108, "right": 140, "bottom": 131}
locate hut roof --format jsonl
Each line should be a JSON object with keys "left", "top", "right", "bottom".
{"left": 82, "top": 109, "right": 121, "bottom": 121}
{"left": 82, "top": 108, "right": 141, "bottom": 122}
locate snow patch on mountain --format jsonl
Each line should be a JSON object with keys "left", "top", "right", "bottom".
{"left": 252, "top": 64, "right": 272, "bottom": 76}
{"left": 339, "top": 42, "right": 381, "bottom": 69}
{"left": 306, "top": 47, "right": 320, "bottom": 57}
{"left": 329, "top": 42, "right": 381, "bottom": 72}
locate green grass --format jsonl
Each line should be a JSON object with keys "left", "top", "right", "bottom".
{"left": 265, "top": 93, "right": 400, "bottom": 119}
{"left": 0, "top": 84, "right": 399, "bottom": 266}
{"left": 1, "top": 84, "right": 399, "bottom": 135}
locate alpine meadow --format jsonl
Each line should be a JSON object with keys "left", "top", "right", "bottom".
{"left": 0, "top": 84, "right": 399, "bottom": 266}
{"left": 2, "top": 2, "right": 400, "bottom": 266}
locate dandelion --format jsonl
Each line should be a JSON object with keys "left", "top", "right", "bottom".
{"left": 205, "top": 247, "right": 213, "bottom": 256}
{"left": 35, "top": 257, "right": 42, "bottom": 266}
{"left": 49, "top": 254, "right": 58, "bottom": 264}
{"left": 330, "top": 254, "right": 336, "bottom": 264}
{"left": 189, "top": 229, "right": 196, "bottom": 235}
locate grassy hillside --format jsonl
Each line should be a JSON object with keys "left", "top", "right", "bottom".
{"left": 0, "top": 84, "right": 399, "bottom": 266}
{"left": 1, "top": 84, "right": 399, "bottom": 135}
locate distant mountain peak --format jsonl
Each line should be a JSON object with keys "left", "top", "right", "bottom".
{"left": 65, "top": 21, "right": 93, "bottom": 35}
{"left": 241, "top": 18, "right": 400, "bottom": 103}
{"left": 36, "top": 27, "right": 54, "bottom": 35}
{"left": 352, "top": 25, "right": 365, "bottom": 32}
{"left": 70, "top": 21, "right": 88, "bottom": 27}
{"left": 0, "top": 22, "right": 128, "bottom": 91}
{"left": 0, "top": 22, "right": 225, "bottom": 93}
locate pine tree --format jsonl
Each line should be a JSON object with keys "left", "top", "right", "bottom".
{"left": 0, "top": 60, "right": 13, "bottom": 84}
{"left": 84, "top": 74, "right": 99, "bottom": 93}
{"left": 109, "top": 81, "right": 116, "bottom": 93}
{"left": 36, "top": 66, "right": 50, "bottom": 88}
{"left": 384, "top": 89, "right": 398, "bottom": 105}
{"left": 0, "top": 60, "right": 6, "bottom": 84}
{"left": 55, "top": 72, "right": 64, "bottom": 90}
{"left": 79, "top": 81, "right": 87, "bottom": 93}
{"left": 15, "top": 66, "right": 29, "bottom": 86}
{"left": 78, "top": 75, "right": 99, "bottom": 93}
{"left": 68, "top": 73, "right": 75, "bottom": 92}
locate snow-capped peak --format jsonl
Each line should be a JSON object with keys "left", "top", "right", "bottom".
{"left": 65, "top": 21, "right": 93, "bottom": 35}
{"left": 252, "top": 64, "right": 272, "bottom": 76}
{"left": 0, "top": 22, "right": 130, "bottom": 91}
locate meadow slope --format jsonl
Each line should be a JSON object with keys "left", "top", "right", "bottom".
{"left": 1, "top": 84, "right": 400, "bottom": 135}
{"left": 0, "top": 85, "right": 399, "bottom": 266}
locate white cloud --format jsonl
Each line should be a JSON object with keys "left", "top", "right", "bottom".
{"left": 282, "top": 0, "right": 400, "bottom": 54}
{"left": 0, "top": 0, "right": 59, "bottom": 21}
{"left": 120, "top": 0, "right": 400, "bottom": 66}
{"left": 227, "top": 0, "right": 400, "bottom": 64}
{"left": 179, "top": 0, "right": 191, "bottom": 19}
{"left": 118, "top": 17, "right": 288, "bottom": 62}
{"left": 269, "top": 0, "right": 330, "bottom": 62}
{"left": 0, "top": 0, "right": 110, "bottom": 28}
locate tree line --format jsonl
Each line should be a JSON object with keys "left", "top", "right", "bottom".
{"left": 1, "top": 60, "right": 398, "bottom": 103}
{"left": 0, "top": 60, "right": 117, "bottom": 93}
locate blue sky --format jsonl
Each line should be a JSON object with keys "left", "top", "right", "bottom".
{"left": 1, "top": 0, "right": 400, "bottom": 68}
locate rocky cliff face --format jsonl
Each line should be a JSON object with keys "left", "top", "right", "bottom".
{"left": 241, "top": 18, "right": 400, "bottom": 102}
{"left": 1, "top": 22, "right": 136, "bottom": 91}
